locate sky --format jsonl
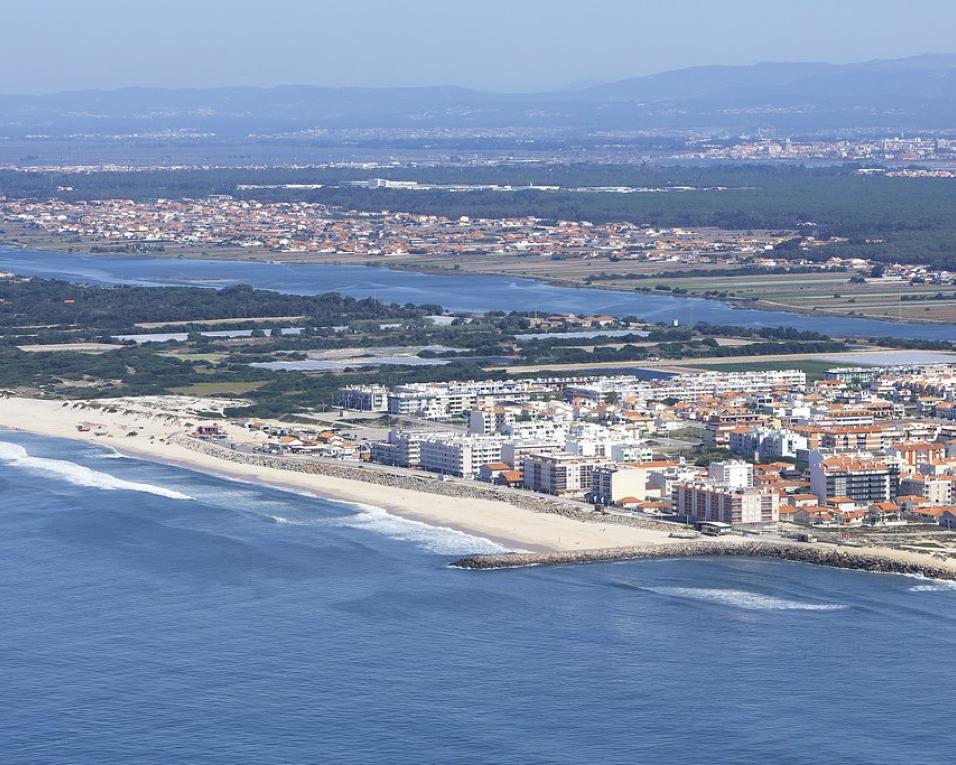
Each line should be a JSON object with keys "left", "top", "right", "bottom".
{"left": 3, "top": 0, "right": 956, "bottom": 94}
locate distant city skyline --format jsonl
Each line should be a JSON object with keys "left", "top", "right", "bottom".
{"left": 3, "top": 0, "right": 956, "bottom": 94}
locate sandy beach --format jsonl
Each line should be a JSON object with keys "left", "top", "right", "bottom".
{"left": 4, "top": 395, "right": 956, "bottom": 575}
{"left": 0, "top": 395, "right": 679, "bottom": 552}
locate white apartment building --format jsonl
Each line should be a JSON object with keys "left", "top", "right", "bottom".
{"left": 729, "top": 426, "right": 808, "bottom": 460}
{"left": 387, "top": 378, "right": 566, "bottom": 420}
{"left": 502, "top": 419, "right": 568, "bottom": 442}
{"left": 387, "top": 390, "right": 455, "bottom": 419}
{"left": 808, "top": 451, "right": 901, "bottom": 505}
{"left": 468, "top": 408, "right": 515, "bottom": 435}
{"left": 899, "top": 476, "right": 954, "bottom": 506}
{"left": 708, "top": 460, "right": 755, "bottom": 488}
{"left": 501, "top": 440, "right": 564, "bottom": 469}
{"left": 522, "top": 453, "right": 607, "bottom": 497}
{"left": 646, "top": 463, "right": 701, "bottom": 499}
{"left": 335, "top": 384, "right": 390, "bottom": 412}
{"left": 589, "top": 465, "right": 650, "bottom": 506}
{"left": 565, "top": 370, "right": 806, "bottom": 405}
{"left": 372, "top": 430, "right": 424, "bottom": 467}
{"left": 418, "top": 435, "right": 505, "bottom": 479}
{"left": 371, "top": 428, "right": 456, "bottom": 468}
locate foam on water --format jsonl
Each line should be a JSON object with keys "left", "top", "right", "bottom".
{"left": 99, "top": 450, "right": 131, "bottom": 460}
{"left": 646, "top": 586, "right": 847, "bottom": 611}
{"left": 183, "top": 473, "right": 511, "bottom": 555}
{"left": 322, "top": 502, "right": 511, "bottom": 556}
{"left": 899, "top": 572, "right": 956, "bottom": 592}
{"left": 909, "top": 581, "right": 956, "bottom": 592}
{"left": 0, "top": 441, "right": 193, "bottom": 501}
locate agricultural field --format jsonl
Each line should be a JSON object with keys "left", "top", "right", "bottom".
{"left": 623, "top": 272, "right": 956, "bottom": 323}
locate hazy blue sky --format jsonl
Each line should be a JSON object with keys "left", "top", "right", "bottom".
{"left": 3, "top": 0, "right": 955, "bottom": 93}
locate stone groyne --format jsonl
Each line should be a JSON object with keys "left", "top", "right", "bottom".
{"left": 172, "top": 435, "right": 675, "bottom": 533}
{"left": 451, "top": 540, "right": 956, "bottom": 580}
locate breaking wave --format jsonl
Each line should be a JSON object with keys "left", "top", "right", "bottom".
{"left": 646, "top": 586, "right": 847, "bottom": 611}
{"left": 908, "top": 581, "right": 956, "bottom": 592}
{"left": 0, "top": 441, "right": 193, "bottom": 500}
{"left": 321, "top": 503, "right": 511, "bottom": 556}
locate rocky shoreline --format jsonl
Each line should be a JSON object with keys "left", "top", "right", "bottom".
{"left": 173, "top": 434, "right": 676, "bottom": 532}
{"left": 451, "top": 540, "right": 956, "bottom": 579}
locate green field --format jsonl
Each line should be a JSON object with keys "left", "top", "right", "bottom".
{"left": 169, "top": 381, "right": 267, "bottom": 396}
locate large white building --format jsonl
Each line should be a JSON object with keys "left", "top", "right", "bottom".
{"left": 468, "top": 408, "right": 514, "bottom": 435}
{"left": 729, "top": 426, "right": 808, "bottom": 460}
{"left": 522, "top": 453, "right": 607, "bottom": 497}
{"left": 334, "top": 384, "right": 390, "bottom": 412}
{"left": 565, "top": 370, "right": 806, "bottom": 404}
{"left": 371, "top": 429, "right": 454, "bottom": 467}
{"left": 707, "top": 460, "right": 755, "bottom": 488}
{"left": 387, "top": 379, "right": 566, "bottom": 420}
{"left": 418, "top": 435, "right": 505, "bottom": 478}
{"left": 589, "top": 465, "right": 650, "bottom": 506}
{"left": 899, "top": 475, "right": 954, "bottom": 506}
{"left": 501, "top": 440, "right": 564, "bottom": 468}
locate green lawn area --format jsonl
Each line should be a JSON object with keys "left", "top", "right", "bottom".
{"left": 160, "top": 352, "right": 228, "bottom": 363}
{"left": 169, "top": 380, "right": 267, "bottom": 396}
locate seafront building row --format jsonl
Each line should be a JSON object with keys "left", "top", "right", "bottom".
{"left": 225, "top": 363, "right": 956, "bottom": 530}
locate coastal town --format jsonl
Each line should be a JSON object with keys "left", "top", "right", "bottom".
{"left": 0, "top": 194, "right": 791, "bottom": 259}
{"left": 191, "top": 361, "right": 956, "bottom": 552}
{"left": 675, "top": 134, "right": 956, "bottom": 163}
{"left": 3, "top": 192, "right": 956, "bottom": 314}
{"left": 9, "top": 6, "right": 956, "bottom": 763}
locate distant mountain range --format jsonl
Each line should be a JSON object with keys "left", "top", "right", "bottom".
{"left": 3, "top": 54, "right": 956, "bottom": 137}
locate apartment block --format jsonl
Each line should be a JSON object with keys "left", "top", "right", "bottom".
{"left": 418, "top": 435, "right": 505, "bottom": 479}
{"left": 707, "top": 460, "right": 754, "bottom": 488}
{"left": 673, "top": 483, "right": 779, "bottom": 526}
{"left": 809, "top": 451, "right": 900, "bottom": 505}
{"left": 334, "top": 384, "right": 390, "bottom": 412}
{"left": 522, "top": 453, "right": 607, "bottom": 497}
{"left": 589, "top": 465, "right": 649, "bottom": 506}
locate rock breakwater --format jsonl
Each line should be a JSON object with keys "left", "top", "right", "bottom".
{"left": 452, "top": 540, "right": 956, "bottom": 580}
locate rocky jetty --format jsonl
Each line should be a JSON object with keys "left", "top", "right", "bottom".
{"left": 452, "top": 540, "right": 956, "bottom": 580}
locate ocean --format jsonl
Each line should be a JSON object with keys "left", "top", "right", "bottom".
{"left": 2, "top": 429, "right": 955, "bottom": 764}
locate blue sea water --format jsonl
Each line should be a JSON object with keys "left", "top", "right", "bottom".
{"left": 2, "top": 429, "right": 956, "bottom": 764}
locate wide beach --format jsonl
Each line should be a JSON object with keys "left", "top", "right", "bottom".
{"left": 0, "top": 395, "right": 678, "bottom": 553}
{"left": 4, "top": 394, "right": 956, "bottom": 579}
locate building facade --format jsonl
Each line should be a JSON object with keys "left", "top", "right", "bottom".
{"left": 809, "top": 452, "right": 901, "bottom": 505}
{"left": 673, "top": 483, "right": 780, "bottom": 526}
